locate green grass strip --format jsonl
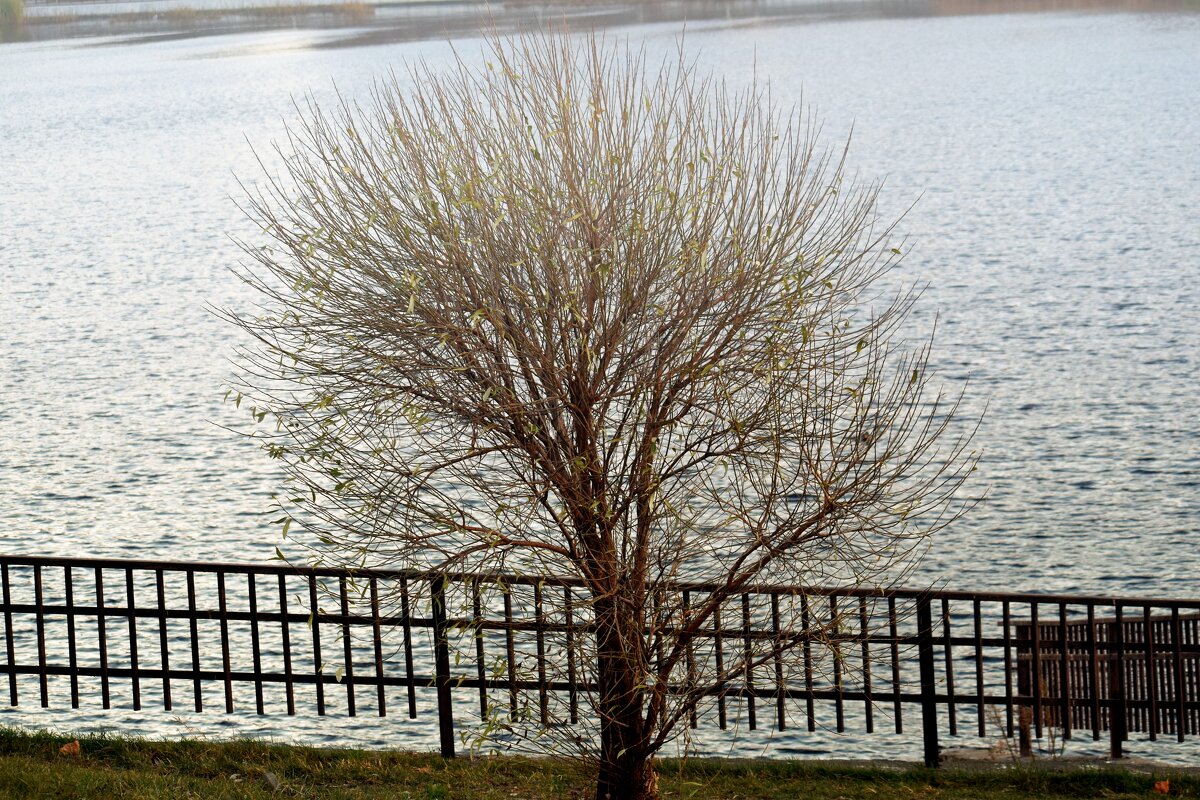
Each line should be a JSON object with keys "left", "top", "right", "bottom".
{"left": 1, "top": 726, "right": 1196, "bottom": 799}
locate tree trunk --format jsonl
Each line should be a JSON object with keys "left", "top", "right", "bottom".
{"left": 595, "top": 748, "right": 658, "bottom": 800}
{"left": 593, "top": 594, "right": 658, "bottom": 800}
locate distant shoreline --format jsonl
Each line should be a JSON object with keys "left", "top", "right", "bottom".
{"left": 4, "top": 0, "right": 1198, "bottom": 48}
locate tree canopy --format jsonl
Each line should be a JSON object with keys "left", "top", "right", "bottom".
{"left": 229, "top": 32, "right": 976, "bottom": 800}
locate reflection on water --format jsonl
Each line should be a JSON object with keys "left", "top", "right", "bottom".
{"left": 1, "top": 0, "right": 1198, "bottom": 761}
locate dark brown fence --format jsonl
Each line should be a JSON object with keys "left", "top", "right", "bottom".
{"left": 1, "top": 553, "right": 1198, "bottom": 765}
{"left": 1015, "top": 610, "right": 1200, "bottom": 753}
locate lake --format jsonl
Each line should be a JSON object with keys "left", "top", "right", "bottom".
{"left": 1, "top": 0, "right": 1198, "bottom": 760}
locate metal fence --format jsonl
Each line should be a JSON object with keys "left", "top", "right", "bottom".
{"left": 1014, "top": 610, "right": 1200, "bottom": 750}
{"left": 1, "top": 553, "right": 1198, "bottom": 766}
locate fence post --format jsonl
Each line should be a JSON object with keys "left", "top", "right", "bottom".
{"left": 1109, "top": 605, "right": 1126, "bottom": 760}
{"left": 1016, "top": 622, "right": 1033, "bottom": 757}
{"left": 916, "top": 593, "right": 941, "bottom": 768}
{"left": 431, "top": 575, "right": 456, "bottom": 759}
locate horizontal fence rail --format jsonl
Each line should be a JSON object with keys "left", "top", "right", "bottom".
{"left": 0, "top": 554, "right": 1198, "bottom": 765}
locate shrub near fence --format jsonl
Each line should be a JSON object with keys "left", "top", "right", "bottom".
{"left": 1, "top": 554, "right": 1198, "bottom": 765}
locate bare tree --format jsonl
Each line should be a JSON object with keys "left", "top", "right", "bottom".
{"left": 228, "top": 31, "right": 975, "bottom": 800}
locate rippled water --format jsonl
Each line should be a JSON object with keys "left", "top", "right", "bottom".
{"left": 2, "top": 0, "right": 1198, "bottom": 761}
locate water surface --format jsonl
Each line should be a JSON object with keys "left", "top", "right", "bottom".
{"left": 1, "top": 0, "right": 1198, "bottom": 760}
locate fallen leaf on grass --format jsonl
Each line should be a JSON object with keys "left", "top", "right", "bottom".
{"left": 1154, "top": 779, "right": 1170, "bottom": 794}
{"left": 58, "top": 740, "right": 81, "bottom": 757}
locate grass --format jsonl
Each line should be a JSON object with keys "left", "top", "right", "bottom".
{"left": 0, "top": 726, "right": 1197, "bottom": 799}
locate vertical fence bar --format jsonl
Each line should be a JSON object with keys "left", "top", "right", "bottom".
{"left": 369, "top": 576, "right": 386, "bottom": 718}
{"left": 125, "top": 568, "right": 141, "bottom": 710}
{"left": 65, "top": 566, "right": 79, "bottom": 709}
{"left": 503, "top": 585, "right": 517, "bottom": 722}
{"left": 338, "top": 576, "right": 356, "bottom": 717}
{"left": 941, "top": 598, "right": 956, "bottom": 736}
{"left": 742, "top": 593, "right": 756, "bottom": 731}
{"left": 1110, "top": 604, "right": 1127, "bottom": 759}
{"left": 1144, "top": 605, "right": 1158, "bottom": 740}
{"left": 564, "top": 586, "right": 578, "bottom": 725}
{"left": 714, "top": 601, "right": 727, "bottom": 730}
{"left": 186, "top": 570, "right": 201, "bottom": 712}
{"left": 2, "top": 563, "right": 16, "bottom": 706}
{"left": 683, "top": 589, "right": 696, "bottom": 729}
{"left": 155, "top": 570, "right": 172, "bottom": 711}
{"left": 278, "top": 574, "right": 295, "bottom": 715}
{"left": 1172, "top": 608, "right": 1185, "bottom": 743}
{"left": 248, "top": 573, "right": 264, "bottom": 715}
{"left": 1183, "top": 618, "right": 1192, "bottom": 737}
{"left": 1087, "top": 603, "right": 1100, "bottom": 739}
{"left": 534, "top": 583, "right": 548, "bottom": 726}
{"left": 472, "top": 580, "right": 487, "bottom": 719}
{"left": 34, "top": 565, "right": 48, "bottom": 707}
{"left": 859, "top": 597, "right": 873, "bottom": 734}
{"left": 431, "top": 575, "right": 455, "bottom": 759}
{"left": 801, "top": 594, "right": 815, "bottom": 732}
{"left": 1031, "top": 602, "right": 1042, "bottom": 739}
{"left": 1002, "top": 601, "right": 1014, "bottom": 737}
{"left": 889, "top": 596, "right": 902, "bottom": 734}
{"left": 308, "top": 575, "right": 325, "bottom": 715}
{"left": 1058, "top": 602, "right": 1071, "bottom": 740}
{"left": 95, "top": 567, "right": 110, "bottom": 709}
{"left": 400, "top": 577, "right": 416, "bottom": 719}
{"left": 217, "top": 571, "right": 233, "bottom": 713}
{"left": 831, "top": 596, "right": 844, "bottom": 733}
{"left": 771, "top": 593, "right": 785, "bottom": 732}
{"left": 916, "top": 593, "right": 940, "bottom": 768}
{"left": 1191, "top": 617, "right": 1199, "bottom": 737}
{"left": 1189, "top": 616, "right": 1199, "bottom": 737}
{"left": 973, "top": 599, "right": 984, "bottom": 737}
